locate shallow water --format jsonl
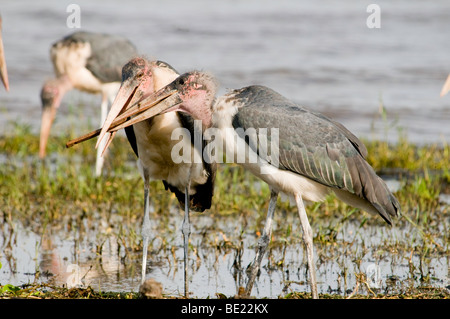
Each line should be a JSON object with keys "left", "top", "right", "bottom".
{"left": 0, "top": 0, "right": 449, "bottom": 144}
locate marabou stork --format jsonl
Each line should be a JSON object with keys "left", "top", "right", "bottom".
{"left": 67, "top": 58, "right": 216, "bottom": 297}
{"left": 0, "top": 16, "right": 9, "bottom": 91}
{"left": 40, "top": 31, "right": 137, "bottom": 176}
{"left": 93, "top": 71, "right": 401, "bottom": 299}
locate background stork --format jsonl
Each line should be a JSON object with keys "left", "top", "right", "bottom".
{"left": 104, "top": 71, "right": 401, "bottom": 299}
{"left": 40, "top": 31, "right": 137, "bottom": 176}
{"left": 68, "top": 58, "right": 216, "bottom": 297}
{"left": 0, "top": 15, "right": 9, "bottom": 91}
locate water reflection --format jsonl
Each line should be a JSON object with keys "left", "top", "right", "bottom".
{"left": 1, "top": 209, "right": 448, "bottom": 298}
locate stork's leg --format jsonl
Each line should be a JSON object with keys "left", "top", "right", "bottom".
{"left": 95, "top": 96, "right": 108, "bottom": 176}
{"left": 294, "top": 193, "right": 319, "bottom": 299}
{"left": 182, "top": 184, "right": 191, "bottom": 298}
{"left": 245, "top": 189, "right": 279, "bottom": 296}
{"left": 140, "top": 180, "right": 151, "bottom": 285}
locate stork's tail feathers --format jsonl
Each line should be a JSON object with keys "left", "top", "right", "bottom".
{"left": 370, "top": 176, "right": 401, "bottom": 225}
{"left": 335, "top": 155, "right": 401, "bottom": 225}
{"left": 162, "top": 163, "right": 216, "bottom": 213}
{"left": 162, "top": 181, "right": 214, "bottom": 212}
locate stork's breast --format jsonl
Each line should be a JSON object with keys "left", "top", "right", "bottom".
{"left": 133, "top": 113, "right": 207, "bottom": 190}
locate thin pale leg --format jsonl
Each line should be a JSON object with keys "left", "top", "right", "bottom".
{"left": 295, "top": 193, "right": 318, "bottom": 299}
{"left": 182, "top": 184, "right": 191, "bottom": 298}
{"left": 140, "top": 180, "right": 151, "bottom": 285}
{"left": 245, "top": 189, "right": 279, "bottom": 296}
{"left": 95, "top": 96, "right": 108, "bottom": 176}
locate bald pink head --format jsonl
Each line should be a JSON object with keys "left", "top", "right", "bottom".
{"left": 167, "top": 71, "right": 218, "bottom": 128}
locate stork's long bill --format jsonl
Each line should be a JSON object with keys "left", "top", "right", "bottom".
{"left": 66, "top": 75, "right": 184, "bottom": 150}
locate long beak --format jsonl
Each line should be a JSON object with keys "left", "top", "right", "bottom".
{"left": 66, "top": 80, "right": 182, "bottom": 150}
{"left": 0, "top": 17, "right": 9, "bottom": 91}
{"left": 440, "top": 74, "right": 450, "bottom": 97}
{"left": 94, "top": 80, "right": 139, "bottom": 150}
{"left": 39, "top": 107, "right": 56, "bottom": 158}
{"left": 94, "top": 81, "right": 182, "bottom": 151}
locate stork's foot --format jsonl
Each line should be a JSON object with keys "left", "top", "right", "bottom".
{"left": 139, "top": 278, "right": 163, "bottom": 299}
{"left": 181, "top": 220, "right": 191, "bottom": 298}
{"left": 244, "top": 190, "right": 279, "bottom": 297}
{"left": 244, "top": 233, "right": 270, "bottom": 296}
{"left": 235, "top": 286, "right": 256, "bottom": 299}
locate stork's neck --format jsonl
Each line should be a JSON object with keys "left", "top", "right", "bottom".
{"left": 178, "top": 103, "right": 212, "bottom": 129}
{"left": 210, "top": 94, "right": 240, "bottom": 128}
{"left": 180, "top": 93, "right": 215, "bottom": 129}
{"left": 196, "top": 102, "right": 213, "bottom": 129}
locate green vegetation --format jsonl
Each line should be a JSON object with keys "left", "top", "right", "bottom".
{"left": 0, "top": 121, "right": 448, "bottom": 299}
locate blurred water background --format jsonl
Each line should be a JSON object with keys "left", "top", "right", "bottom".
{"left": 0, "top": 0, "right": 449, "bottom": 145}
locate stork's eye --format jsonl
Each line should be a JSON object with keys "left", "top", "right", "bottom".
{"left": 178, "top": 78, "right": 185, "bottom": 86}
{"left": 136, "top": 72, "right": 144, "bottom": 79}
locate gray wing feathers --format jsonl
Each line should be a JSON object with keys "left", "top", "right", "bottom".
{"left": 232, "top": 85, "right": 400, "bottom": 223}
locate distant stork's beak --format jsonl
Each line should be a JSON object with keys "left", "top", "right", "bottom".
{"left": 39, "top": 107, "right": 57, "bottom": 158}
{"left": 93, "top": 78, "right": 182, "bottom": 153}
{"left": 440, "top": 74, "right": 450, "bottom": 97}
{"left": 0, "top": 16, "right": 9, "bottom": 91}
